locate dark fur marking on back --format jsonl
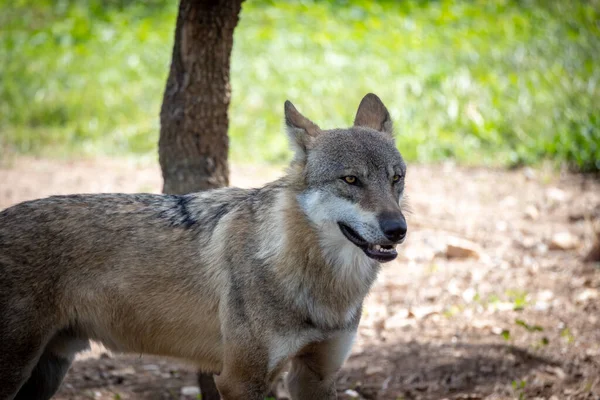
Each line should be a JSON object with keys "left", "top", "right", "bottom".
{"left": 177, "top": 196, "right": 196, "bottom": 229}
{"left": 157, "top": 195, "right": 198, "bottom": 229}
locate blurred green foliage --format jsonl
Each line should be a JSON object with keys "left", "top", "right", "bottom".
{"left": 0, "top": 0, "right": 599, "bottom": 170}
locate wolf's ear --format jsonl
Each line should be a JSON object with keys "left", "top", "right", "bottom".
{"left": 354, "top": 93, "right": 393, "bottom": 136}
{"left": 284, "top": 100, "right": 321, "bottom": 159}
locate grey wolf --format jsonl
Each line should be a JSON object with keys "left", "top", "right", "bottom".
{"left": 0, "top": 93, "right": 407, "bottom": 399}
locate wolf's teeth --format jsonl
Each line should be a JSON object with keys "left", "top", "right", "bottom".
{"left": 374, "top": 244, "right": 381, "bottom": 250}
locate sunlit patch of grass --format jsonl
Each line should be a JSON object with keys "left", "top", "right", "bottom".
{"left": 560, "top": 326, "right": 575, "bottom": 344}
{"left": 512, "top": 379, "right": 528, "bottom": 400}
{"left": 1, "top": 0, "right": 599, "bottom": 171}
{"left": 443, "top": 305, "right": 461, "bottom": 319}
{"left": 505, "top": 289, "right": 530, "bottom": 310}
{"left": 515, "top": 318, "right": 543, "bottom": 332}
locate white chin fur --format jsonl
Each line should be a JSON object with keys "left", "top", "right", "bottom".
{"left": 318, "top": 221, "right": 375, "bottom": 280}
{"left": 297, "top": 191, "right": 380, "bottom": 309}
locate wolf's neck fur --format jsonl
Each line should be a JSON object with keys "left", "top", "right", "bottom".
{"left": 261, "top": 176, "right": 380, "bottom": 329}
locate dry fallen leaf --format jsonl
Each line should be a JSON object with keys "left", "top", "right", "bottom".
{"left": 446, "top": 237, "right": 482, "bottom": 259}
{"left": 584, "top": 236, "right": 600, "bottom": 262}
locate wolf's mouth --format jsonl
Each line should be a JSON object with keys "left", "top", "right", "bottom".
{"left": 337, "top": 222, "right": 398, "bottom": 262}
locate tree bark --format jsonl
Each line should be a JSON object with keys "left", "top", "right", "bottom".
{"left": 159, "top": 0, "right": 243, "bottom": 398}
{"left": 159, "top": 0, "right": 243, "bottom": 194}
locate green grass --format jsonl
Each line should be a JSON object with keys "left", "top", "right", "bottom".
{"left": 1, "top": 0, "right": 599, "bottom": 171}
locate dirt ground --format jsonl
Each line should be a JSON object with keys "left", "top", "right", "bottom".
{"left": 1, "top": 157, "right": 599, "bottom": 400}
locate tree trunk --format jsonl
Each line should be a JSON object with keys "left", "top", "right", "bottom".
{"left": 159, "top": 0, "right": 243, "bottom": 194}
{"left": 159, "top": 0, "right": 243, "bottom": 398}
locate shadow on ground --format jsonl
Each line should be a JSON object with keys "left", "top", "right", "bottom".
{"left": 340, "top": 339, "right": 559, "bottom": 399}
{"left": 57, "top": 338, "right": 559, "bottom": 400}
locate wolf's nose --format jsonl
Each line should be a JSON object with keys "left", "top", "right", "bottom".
{"left": 379, "top": 214, "right": 407, "bottom": 242}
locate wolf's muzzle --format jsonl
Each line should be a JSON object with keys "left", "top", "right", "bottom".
{"left": 378, "top": 211, "right": 407, "bottom": 243}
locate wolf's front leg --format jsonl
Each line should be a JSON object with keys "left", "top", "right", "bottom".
{"left": 214, "top": 336, "right": 270, "bottom": 400}
{"left": 287, "top": 330, "right": 356, "bottom": 400}
{"left": 214, "top": 356, "right": 269, "bottom": 399}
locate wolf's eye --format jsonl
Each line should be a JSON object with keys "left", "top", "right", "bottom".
{"left": 342, "top": 176, "right": 358, "bottom": 185}
{"left": 392, "top": 174, "right": 401, "bottom": 183}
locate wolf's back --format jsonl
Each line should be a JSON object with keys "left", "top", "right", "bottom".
{"left": 0, "top": 188, "right": 257, "bottom": 284}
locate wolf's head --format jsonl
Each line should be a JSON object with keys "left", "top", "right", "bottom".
{"left": 286, "top": 94, "right": 407, "bottom": 263}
